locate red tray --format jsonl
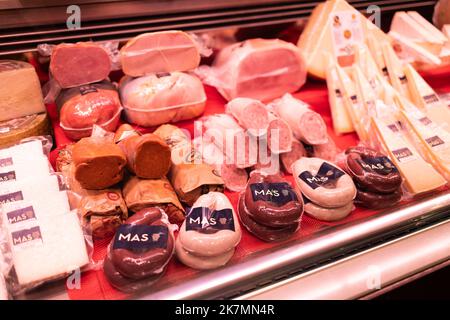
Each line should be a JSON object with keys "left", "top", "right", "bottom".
{"left": 43, "top": 64, "right": 450, "bottom": 300}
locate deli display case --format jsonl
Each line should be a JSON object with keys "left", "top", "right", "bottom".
{"left": 0, "top": 0, "right": 449, "bottom": 300}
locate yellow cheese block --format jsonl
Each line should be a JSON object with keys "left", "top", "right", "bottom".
{"left": 297, "top": 0, "right": 390, "bottom": 79}
{"left": 0, "top": 113, "right": 51, "bottom": 149}
{"left": 371, "top": 116, "right": 446, "bottom": 194}
{"left": 389, "top": 31, "right": 442, "bottom": 66}
{"left": 400, "top": 108, "right": 450, "bottom": 182}
{"left": 366, "top": 30, "right": 391, "bottom": 82}
{"left": 443, "top": 25, "right": 450, "bottom": 40}
{"left": 407, "top": 11, "right": 448, "bottom": 43}
{"left": 404, "top": 64, "right": 450, "bottom": 128}
{"left": 325, "top": 59, "right": 354, "bottom": 134}
{"left": 354, "top": 44, "right": 383, "bottom": 96}
{"left": 382, "top": 43, "right": 412, "bottom": 101}
{"left": 351, "top": 65, "right": 376, "bottom": 117}
{"left": 0, "top": 60, "right": 46, "bottom": 122}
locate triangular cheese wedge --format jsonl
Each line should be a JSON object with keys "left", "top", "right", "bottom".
{"left": 366, "top": 31, "right": 391, "bottom": 82}
{"left": 325, "top": 54, "right": 354, "bottom": 134}
{"left": 354, "top": 44, "right": 383, "bottom": 96}
{"left": 298, "top": 0, "right": 390, "bottom": 79}
{"left": 400, "top": 107, "right": 450, "bottom": 182}
{"left": 443, "top": 25, "right": 450, "bottom": 40}
{"left": 404, "top": 64, "right": 450, "bottom": 128}
{"left": 335, "top": 63, "right": 368, "bottom": 141}
{"left": 407, "top": 11, "right": 448, "bottom": 43}
{"left": 389, "top": 31, "right": 441, "bottom": 65}
{"left": 370, "top": 115, "right": 447, "bottom": 194}
{"left": 382, "top": 43, "right": 412, "bottom": 101}
{"left": 351, "top": 65, "right": 376, "bottom": 120}
{"left": 391, "top": 11, "right": 444, "bottom": 43}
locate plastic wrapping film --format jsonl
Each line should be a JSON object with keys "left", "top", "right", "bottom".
{"left": 0, "top": 137, "right": 93, "bottom": 296}
{"left": 196, "top": 38, "right": 306, "bottom": 102}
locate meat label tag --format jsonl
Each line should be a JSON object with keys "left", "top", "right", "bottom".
{"left": 113, "top": 225, "right": 168, "bottom": 252}
{"left": 0, "top": 157, "right": 13, "bottom": 168}
{"left": 186, "top": 207, "right": 235, "bottom": 232}
{"left": 0, "top": 191, "right": 23, "bottom": 204}
{"left": 6, "top": 206, "right": 36, "bottom": 225}
{"left": 250, "top": 182, "right": 298, "bottom": 206}
{"left": 357, "top": 157, "right": 398, "bottom": 175}
{"left": 0, "top": 170, "right": 16, "bottom": 182}
{"left": 11, "top": 226, "right": 43, "bottom": 250}
{"left": 299, "top": 162, "right": 345, "bottom": 190}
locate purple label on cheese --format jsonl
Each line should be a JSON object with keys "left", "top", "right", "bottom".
{"left": 186, "top": 207, "right": 235, "bottom": 232}
{"left": 250, "top": 182, "right": 298, "bottom": 206}
{"left": 113, "top": 225, "right": 168, "bottom": 252}
{"left": 0, "top": 191, "right": 23, "bottom": 204}
{"left": 7, "top": 206, "right": 36, "bottom": 224}
{"left": 0, "top": 157, "right": 13, "bottom": 168}
{"left": 11, "top": 226, "right": 42, "bottom": 246}
{"left": 299, "top": 162, "right": 345, "bottom": 190}
{"left": 357, "top": 156, "right": 397, "bottom": 176}
{"left": 392, "top": 147, "right": 414, "bottom": 162}
{"left": 423, "top": 94, "right": 439, "bottom": 105}
{"left": 0, "top": 170, "right": 16, "bottom": 182}
{"left": 425, "top": 136, "right": 445, "bottom": 148}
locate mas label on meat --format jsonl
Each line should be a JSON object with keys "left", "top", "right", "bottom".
{"left": 356, "top": 156, "right": 398, "bottom": 175}
{"left": 7, "top": 206, "right": 36, "bottom": 224}
{"left": 186, "top": 207, "right": 235, "bottom": 232}
{"left": 299, "top": 162, "right": 345, "bottom": 190}
{"left": 250, "top": 182, "right": 298, "bottom": 205}
{"left": 113, "top": 224, "right": 169, "bottom": 252}
{"left": 11, "top": 226, "right": 43, "bottom": 249}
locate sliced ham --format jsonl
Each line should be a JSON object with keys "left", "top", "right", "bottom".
{"left": 270, "top": 93, "right": 328, "bottom": 145}
{"left": 120, "top": 31, "right": 201, "bottom": 77}
{"left": 50, "top": 42, "right": 111, "bottom": 88}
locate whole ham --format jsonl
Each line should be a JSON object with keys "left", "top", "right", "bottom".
{"left": 199, "top": 38, "right": 306, "bottom": 101}
{"left": 120, "top": 72, "right": 206, "bottom": 127}
{"left": 50, "top": 42, "right": 111, "bottom": 88}
{"left": 120, "top": 31, "right": 201, "bottom": 77}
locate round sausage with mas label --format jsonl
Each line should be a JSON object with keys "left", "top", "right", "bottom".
{"left": 355, "top": 188, "right": 403, "bottom": 209}
{"left": 104, "top": 207, "right": 175, "bottom": 281}
{"left": 303, "top": 197, "right": 354, "bottom": 221}
{"left": 344, "top": 146, "right": 402, "bottom": 194}
{"left": 244, "top": 171, "right": 303, "bottom": 227}
{"left": 292, "top": 157, "right": 356, "bottom": 208}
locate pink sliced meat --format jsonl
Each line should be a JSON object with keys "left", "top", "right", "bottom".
{"left": 120, "top": 31, "right": 201, "bottom": 77}
{"left": 50, "top": 42, "right": 111, "bottom": 88}
{"left": 225, "top": 98, "right": 269, "bottom": 136}
{"left": 202, "top": 114, "right": 257, "bottom": 169}
{"left": 280, "top": 139, "right": 307, "bottom": 174}
{"left": 253, "top": 141, "right": 280, "bottom": 175}
{"left": 270, "top": 93, "right": 328, "bottom": 145}
{"left": 266, "top": 111, "right": 293, "bottom": 154}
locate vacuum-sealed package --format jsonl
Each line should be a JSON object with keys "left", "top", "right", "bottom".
{"left": 120, "top": 31, "right": 201, "bottom": 77}
{"left": 197, "top": 38, "right": 306, "bottom": 102}
{"left": 153, "top": 124, "right": 224, "bottom": 206}
{"left": 176, "top": 192, "right": 241, "bottom": 270}
{"left": 50, "top": 42, "right": 112, "bottom": 88}
{"left": 56, "top": 81, "right": 122, "bottom": 140}
{"left": 122, "top": 175, "right": 185, "bottom": 224}
{"left": 103, "top": 207, "right": 177, "bottom": 293}
{"left": 119, "top": 72, "right": 206, "bottom": 127}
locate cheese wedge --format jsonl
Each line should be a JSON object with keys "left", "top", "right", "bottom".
{"left": 335, "top": 64, "right": 368, "bottom": 141}
{"left": 399, "top": 107, "right": 450, "bottom": 181}
{"left": 354, "top": 44, "right": 384, "bottom": 97}
{"left": 351, "top": 65, "right": 376, "bottom": 121}
{"left": 366, "top": 31, "right": 391, "bottom": 82}
{"left": 404, "top": 64, "right": 450, "bottom": 128}
{"left": 325, "top": 57, "right": 354, "bottom": 134}
{"left": 391, "top": 12, "right": 444, "bottom": 43}
{"left": 407, "top": 11, "right": 448, "bottom": 43}
{"left": 443, "top": 25, "right": 450, "bottom": 40}
{"left": 382, "top": 43, "right": 412, "bottom": 101}
{"left": 389, "top": 31, "right": 441, "bottom": 65}
{"left": 298, "top": 0, "right": 390, "bottom": 79}
{"left": 371, "top": 115, "right": 446, "bottom": 194}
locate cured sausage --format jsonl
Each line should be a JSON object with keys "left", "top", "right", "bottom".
{"left": 344, "top": 146, "right": 402, "bottom": 194}
{"left": 280, "top": 140, "right": 307, "bottom": 174}
{"left": 355, "top": 188, "right": 402, "bottom": 209}
{"left": 50, "top": 42, "right": 111, "bottom": 88}
{"left": 238, "top": 193, "right": 299, "bottom": 242}
{"left": 120, "top": 31, "right": 201, "bottom": 77}
{"left": 292, "top": 157, "right": 356, "bottom": 208}
{"left": 114, "top": 124, "right": 171, "bottom": 179}
{"left": 177, "top": 192, "right": 241, "bottom": 257}
{"left": 109, "top": 207, "right": 175, "bottom": 280}
{"left": 270, "top": 94, "right": 328, "bottom": 145}
{"left": 57, "top": 81, "right": 122, "bottom": 140}
{"left": 312, "top": 136, "right": 338, "bottom": 162}
{"left": 120, "top": 72, "right": 206, "bottom": 127}
{"left": 72, "top": 137, "right": 127, "bottom": 190}
{"left": 304, "top": 200, "right": 353, "bottom": 221}
{"left": 267, "top": 112, "right": 293, "bottom": 154}
{"left": 244, "top": 171, "right": 303, "bottom": 227}
{"left": 225, "top": 98, "right": 269, "bottom": 136}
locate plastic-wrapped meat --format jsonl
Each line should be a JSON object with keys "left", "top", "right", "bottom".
{"left": 201, "top": 114, "right": 257, "bottom": 169}
{"left": 225, "top": 98, "right": 269, "bottom": 136}
{"left": 312, "top": 136, "right": 338, "bottom": 162}
{"left": 280, "top": 139, "right": 307, "bottom": 174}
{"left": 119, "top": 72, "right": 206, "bottom": 127}
{"left": 270, "top": 93, "right": 328, "bottom": 145}
{"left": 50, "top": 42, "right": 111, "bottom": 88}
{"left": 120, "top": 31, "right": 201, "bottom": 77}
{"left": 266, "top": 110, "right": 293, "bottom": 154}
{"left": 57, "top": 81, "right": 122, "bottom": 140}
{"left": 199, "top": 38, "right": 306, "bottom": 101}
